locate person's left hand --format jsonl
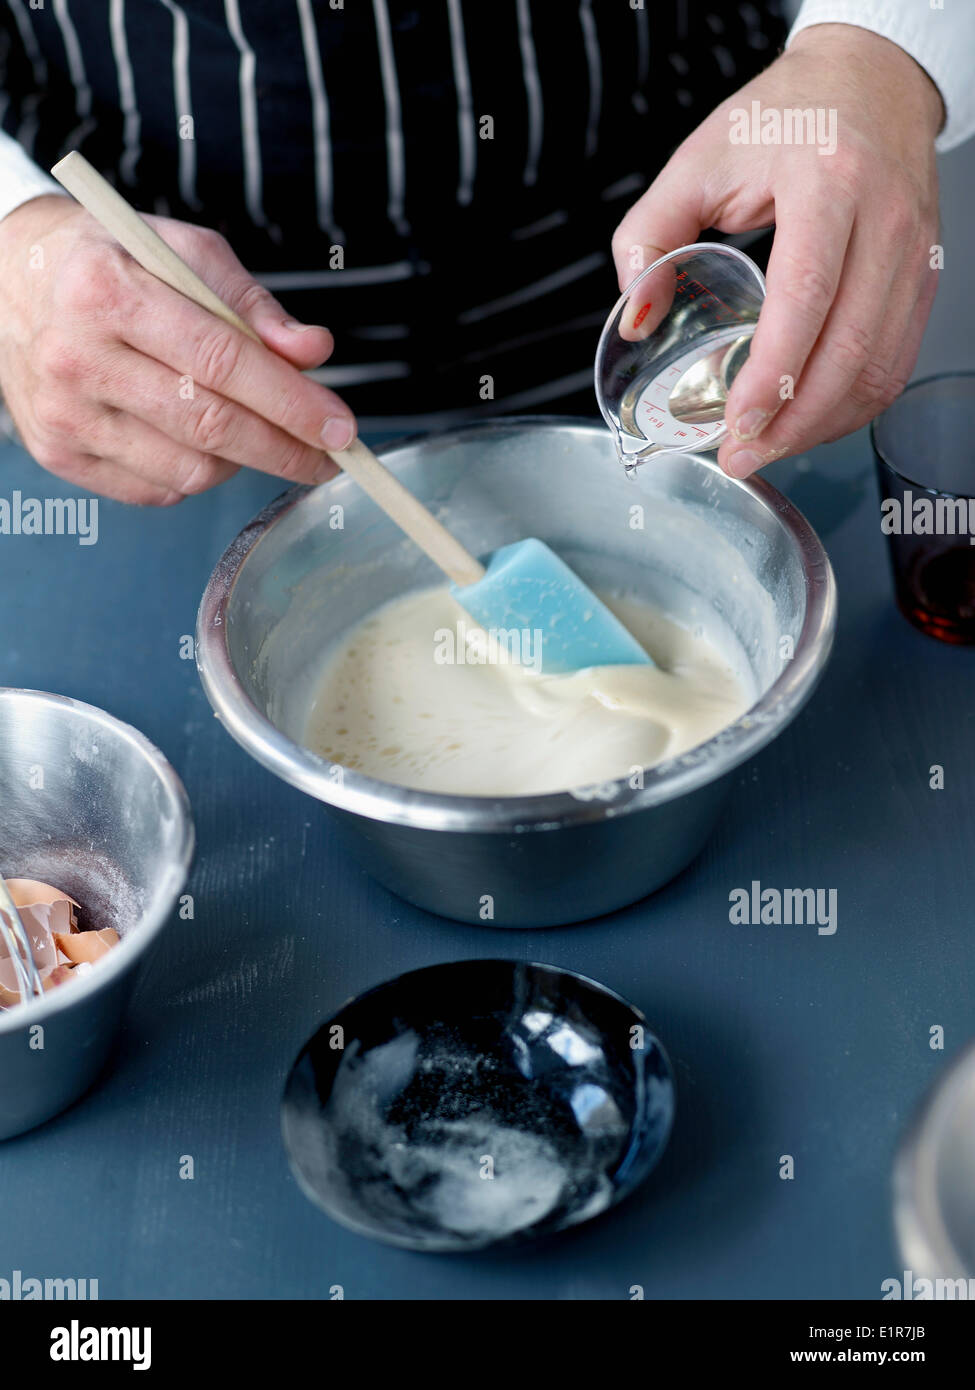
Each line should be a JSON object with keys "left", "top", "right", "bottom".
{"left": 612, "top": 23, "right": 944, "bottom": 478}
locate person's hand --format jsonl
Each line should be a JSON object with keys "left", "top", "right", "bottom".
{"left": 612, "top": 23, "right": 944, "bottom": 478}
{"left": 0, "top": 195, "right": 354, "bottom": 503}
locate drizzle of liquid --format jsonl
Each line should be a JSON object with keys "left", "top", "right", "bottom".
{"left": 611, "top": 423, "right": 642, "bottom": 478}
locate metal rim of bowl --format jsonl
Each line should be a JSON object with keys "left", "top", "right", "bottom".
{"left": 0, "top": 688, "right": 195, "bottom": 1034}
{"left": 892, "top": 1038, "right": 975, "bottom": 1281}
{"left": 196, "top": 415, "right": 837, "bottom": 833}
{"left": 281, "top": 957, "right": 676, "bottom": 1250}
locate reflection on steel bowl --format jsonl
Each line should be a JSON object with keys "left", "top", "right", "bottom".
{"left": 0, "top": 689, "right": 193, "bottom": 1139}
{"left": 197, "top": 417, "right": 836, "bottom": 927}
{"left": 894, "top": 1037, "right": 975, "bottom": 1284}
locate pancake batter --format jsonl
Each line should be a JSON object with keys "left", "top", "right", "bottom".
{"left": 303, "top": 586, "right": 751, "bottom": 797}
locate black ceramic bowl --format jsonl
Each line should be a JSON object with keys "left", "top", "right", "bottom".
{"left": 281, "top": 959, "right": 675, "bottom": 1252}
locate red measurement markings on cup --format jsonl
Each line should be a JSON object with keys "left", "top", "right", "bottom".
{"left": 674, "top": 270, "right": 743, "bottom": 325}
{"left": 639, "top": 376, "right": 701, "bottom": 441}
{"left": 637, "top": 351, "right": 725, "bottom": 441}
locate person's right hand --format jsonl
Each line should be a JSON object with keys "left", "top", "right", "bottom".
{"left": 0, "top": 195, "right": 356, "bottom": 504}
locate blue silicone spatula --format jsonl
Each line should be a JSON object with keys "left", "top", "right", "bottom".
{"left": 290, "top": 432, "right": 651, "bottom": 674}
{"left": 274, "top": 427, "right": 651, "bottom": 674}
{"left": 450, "top": 537, "right": 650, "bottom": 673}
{"left": 315, "top": 445, "right": 652, "bottom": 674}
{"left": 51, "top": 151, "right": 652, "bottom": 676}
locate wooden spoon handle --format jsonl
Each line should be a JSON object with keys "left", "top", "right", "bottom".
{"left": 50, "top": 151, "right": 486, "bottom": 587}
{"left": 332, "top": 437, "right": 485, "bottom": 586}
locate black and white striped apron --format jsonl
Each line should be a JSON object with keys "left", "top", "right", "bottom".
{"left": 0, "top": 1, "right": 788, "bottom": 427}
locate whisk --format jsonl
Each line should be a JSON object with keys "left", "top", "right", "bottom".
{"left": 0, "top": 872, "right": 44, "bottom": 1004}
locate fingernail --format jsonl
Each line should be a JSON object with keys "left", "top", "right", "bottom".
{"left": 733, "top": 408, "right": 770, "bottom": 442}
{"left": 725, "top": 449, "right": 763, "bottom": 479}
{"left": 283, "top": 318, "right": 324, "bottom": 333}
{"left": 321, "top": 416, "right": 355, "bottom": 450}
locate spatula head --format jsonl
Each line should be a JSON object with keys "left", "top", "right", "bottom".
{"left": 451, "top": 538, "right": 653, "bottom": 675}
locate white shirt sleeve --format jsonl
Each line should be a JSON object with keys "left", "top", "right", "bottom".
{"left": 0, "top": 129, "right": 67, "bottom": 221}
{"left": 788, "top": 1, "right": 975, "bottom": 152}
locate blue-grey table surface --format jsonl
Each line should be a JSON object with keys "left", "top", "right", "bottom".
{"left": 1, "top": 417, "right": 972, "bottom": 1302}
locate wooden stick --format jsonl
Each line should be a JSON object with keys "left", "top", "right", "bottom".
{"left": 327, "top": 437, "right": 485, "bottom": 585}
{"left": 50, "top": 151, "right": 486, "bottom": 588}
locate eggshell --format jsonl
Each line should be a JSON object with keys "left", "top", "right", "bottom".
{"left": 4, "top": 878, "right": 80, "bottom": 930}
{"left": 42, "top": 964, "right": 77, "bottom": 991}
{"left": 53, "top": 929, "right": 119, "bottom": 965}
{"left": 0, "top": 977, "right": 21, "bottom": 1007}
{"left": 1, "top": 880, "right": 118, "bottom": 1008}
{"left": 0, "top": 898, "right": 65, "bottom": 1003}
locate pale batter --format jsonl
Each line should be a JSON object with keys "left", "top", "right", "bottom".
{"left": 303, "top": 586, "right": 751, "bottom": 796}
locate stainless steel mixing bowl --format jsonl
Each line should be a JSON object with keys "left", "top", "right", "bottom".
{"left": 197, "top": 417, "right": 836, "bottom": 927}
{"left": 0, "top": 689, "right": 194, "bottom": 1138}
{"left": 894, "top": 1039, "right": 975, "bottom": 1284}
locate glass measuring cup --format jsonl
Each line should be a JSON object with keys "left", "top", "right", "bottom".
{"left": 595, "top": 242, "right": 767, "bottom": 465}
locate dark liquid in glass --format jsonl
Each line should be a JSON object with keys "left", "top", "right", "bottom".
{"left": 895, "top": 541, "right": 975, "bottom": 643}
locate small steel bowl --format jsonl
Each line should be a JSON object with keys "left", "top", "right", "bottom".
{"left": 197, "top": 417, "right": 836, "bottom": 926}
{"left": 281, "top": 959, "right": 675, "bottom": 1251}
{"left": 0, "top": 689, "right": 194, "bottom": 1139}
{"left": 894, "top": 1039, "right": 975, "bottom": 1282}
